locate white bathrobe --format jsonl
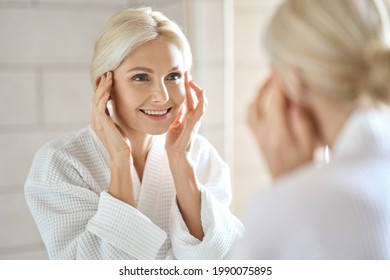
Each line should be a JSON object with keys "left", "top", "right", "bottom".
{"left": 232, "top": 108, "right": 390, "bottom": 259}
{"left": 24, "top": 127, "right": 243, "bottom": 260}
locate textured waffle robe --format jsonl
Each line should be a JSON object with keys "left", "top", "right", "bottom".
{"left": 25, "top": 127, "right": 244, "bottom": 259}
{"left": 232, "top": 109, "right": 390, "bottom": 259}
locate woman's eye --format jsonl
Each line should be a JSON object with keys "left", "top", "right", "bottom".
{"left": 166, "top": 73, "right": 182, "bottom": 81}
{"left": 132, "top": 74, "right": 149, "bottom": 82}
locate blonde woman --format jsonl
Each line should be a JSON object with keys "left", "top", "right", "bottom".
{"left": 25, "top": 7, "right": 243, "bottom": 260}
{"left": 234, "top": 0, "right": 390, "bottom": 259}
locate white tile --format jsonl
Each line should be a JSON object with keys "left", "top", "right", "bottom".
{"left": 189, "top": 64, "right": 201, "bottom": 83}
{"left": 182, "top": 0, "right": 198, "bottom": 60}
{"left": 234, "top": 65, "right": 270, "bottom": 122}
{"left": 200, "top": 125, "right": 224, "bottom": 159}
{"left": 185, "top": 0, "right": 224, "bottom": 64}
{"left": 234, "top": 8, "right": 275, "bottom": 64}
{"left": 202, "top": 0, "right": 224, "bottom": 63}
{"left": 0, "top": 193, "right": 43, "bottom": 248}
{"left": 233, "top": 171, "right": 271, "bottom": 218}
{"left": 0, "top": 130, "right": 74, "bottom": 187}
{"left": 0, "top": 72, "right": 37, "bottom": 126}
{"left": 42, "top": 71, "right": 92, "bottom": 124}
{"left": 188, "top": 64, "right": 225, "bottom": 127}
{"left": 0, "top": 9, "right": 119, "bottom": 64}
{"left": 232, "top": 118, "right": 273, "bottom": 217}
{"left": 234, "top": 0, "right": 283, "bottom": 11}
{"left": 233, "top": 123, "right": 270, "bottom": 173}
{"left": 200, "top": 66, "right": 225, "bottom": 125}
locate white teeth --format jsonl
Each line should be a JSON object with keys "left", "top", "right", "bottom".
{"left": 143, "top": 109, "right": 168, "bottom": 116}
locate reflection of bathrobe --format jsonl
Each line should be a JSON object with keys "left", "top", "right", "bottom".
{"left": 233, "top": 109, "right": 390, "bottom": 259}
{"left": 25, "top": 127, "right": 243, "bottom": 260}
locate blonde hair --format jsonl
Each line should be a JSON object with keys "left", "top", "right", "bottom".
{"left": 264, "top": 0, "right": 390, "bottom": 104}
{"left": 91, "top": 7, "right": 192, "bottom": 90}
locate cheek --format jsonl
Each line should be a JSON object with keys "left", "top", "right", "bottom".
{"left": 169, "top": 83, "right": 186, "bottom": 104}
{"left": 112, "top": 88, "right": 147, "bottom": 115}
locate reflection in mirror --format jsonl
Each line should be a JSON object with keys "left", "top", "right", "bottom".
{"left": 21, "top": 5, "right": 243, "bottom": 260}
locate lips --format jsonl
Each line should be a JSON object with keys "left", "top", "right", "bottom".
{"left": 140, "top": 107, "right": 172, "bottom": 118}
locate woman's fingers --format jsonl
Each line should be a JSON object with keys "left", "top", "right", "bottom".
{"left": 247, "top": 76, "right": 280, "bottom": 136}
{"left": 93, "top": 72, "right": 113, "bottom": 106}
{"left": 254, "top": 76, "right": 274, "bottom": 116}
{"left": 185, "top": 72, "right": 195, "bottom": 111}
{"left": 178, "top": 79, "right": 206, "bottom": 129}
{"left": 94, "top": 73, "right": 113, "bottom": 115}
{"left": 92, "top": 72, "right": 113, "bottom": 131}
{"left": 98, "top": 92, "right": 110, "bottom": 115}
{"left": 267, "top": 79, "right": 289, "bottom": 134}
{"left": 169, "top": 104, "right": 185, "bottom": 130}
{"left": 189, "top": 81, "right": 207, "bottom": 120}
{"left": 166, "top": 77, "right": 207, "bottom": 156}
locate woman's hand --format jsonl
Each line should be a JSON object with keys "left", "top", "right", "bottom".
{"left": 165, "top": 72, "right": 207, "bottom": 241}
{"left": 165, "top": 72, "right": 207, "bottom": 162}
{"left": 91, "top": 72, "right": 135, "bottom": 206}
{"left": 91, "top": 72, "right": 131, "bottom": 163}
{"left": 247, "top": 72, "right": 317, "bottom": 179}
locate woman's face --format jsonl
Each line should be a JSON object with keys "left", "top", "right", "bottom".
{"left": 111, "top": 37, "right": 186, "bottom": 136}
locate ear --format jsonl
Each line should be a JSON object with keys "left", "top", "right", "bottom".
{"left": 95, "top": 72, "right": 114, "bottom": 99}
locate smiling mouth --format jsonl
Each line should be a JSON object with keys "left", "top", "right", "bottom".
{"left": 140, "top": 107, "right": 172, "bottom": 117}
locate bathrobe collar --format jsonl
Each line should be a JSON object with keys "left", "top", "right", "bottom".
{"left": 333, "top": 106, "right": 390, "bottom": 160}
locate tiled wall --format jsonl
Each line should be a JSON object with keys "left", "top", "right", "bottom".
{"left": 0, "top": 0, "right": 227, "bottom": 259}
{"left": 0, "top": 0, "right": 281, "bottom": 259}
{"left": 233, "top": 0, "right": 283, "bottom": 217}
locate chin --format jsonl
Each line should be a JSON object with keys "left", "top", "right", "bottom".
{"left": 145, "top": 125, "right": 170, "bottom": 135}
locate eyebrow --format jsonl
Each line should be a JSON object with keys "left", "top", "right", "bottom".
{"left": 126, "top": 66, "right": 181, "bottom": 73}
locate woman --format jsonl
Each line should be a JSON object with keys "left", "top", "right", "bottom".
{"left": 234, "top": 0, "right": 390, "bottom": 259}
{"left": 24, "top": 7, "right": 243, "bottom": 260}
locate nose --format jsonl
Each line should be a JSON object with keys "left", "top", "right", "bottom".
{"left": 151, "top": 80, "right": 169, "bottom": 104}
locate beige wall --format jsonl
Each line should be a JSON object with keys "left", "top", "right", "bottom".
{"left": 0, "top": 0, "right": 142, "bottom": 260}
{"left": 232, "top": 0, "right": 283, "bottom": 217}
{"left": 0, "top": 0, "right": 227, "bottom": 259}
{"left": 0, "top": 0, "right": 280, "bottom": 259}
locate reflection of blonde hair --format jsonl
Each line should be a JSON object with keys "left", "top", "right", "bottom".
{"left": 264, "top": 0, "right": 390, "bottom": 104}
{"left": 91, "top": 7, "right": 192, "bottom": 90}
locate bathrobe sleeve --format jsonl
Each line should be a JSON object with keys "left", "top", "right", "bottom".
{"left": 169, "top": 136, "right": 244, "bottom": 259}
{"left": 24, "top": 144, "right": 167, "bottom": 260}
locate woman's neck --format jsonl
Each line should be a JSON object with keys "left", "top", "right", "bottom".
{"left": 311, "top": 95, "right": 355, "bottom": 149}
{"left": 126, "top": 129, "right": 155, "bottom": 181}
